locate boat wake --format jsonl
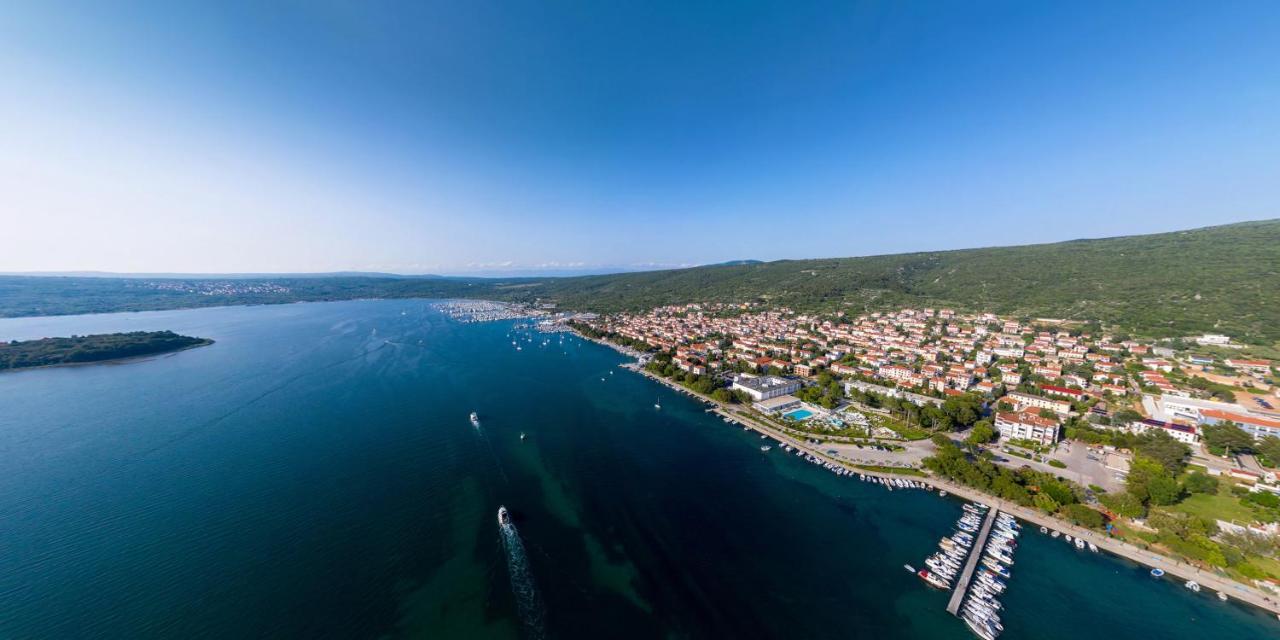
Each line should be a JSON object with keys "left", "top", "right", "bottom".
{"left": 499, "top": 512, "right": 546, "bottom": 639}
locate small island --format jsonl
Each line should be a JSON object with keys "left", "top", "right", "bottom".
{"left": 0, "top": 331, "right": 213, "bottom": 372}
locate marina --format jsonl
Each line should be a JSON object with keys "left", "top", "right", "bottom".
{"left": 614, "top": 337, "right": 1280, "bottom": 621}
{"left": 0, "top": 303, "right": 1277, "bottom": 638}
{"left": 946, "top": 508, "right": 998, "bottom": 616}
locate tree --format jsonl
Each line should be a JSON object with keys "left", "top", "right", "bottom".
{"left": 1033, "top": 492, "right": 1060, "bottom": 514}
{"left": 967, "top": 421, "right": 995, "bottom": 445}
{"left": 1183, "top": 472, "right": 1218, "bottom": 494}
{"left": 1201, "top": 422, "right": 1256, "bottom": 455}
{"left": 1127, "top": 455, "right": 1177, "bottom": 504}
{"left": 1146, "top": 474, "right": 1184, "bottom": 506}
{"left": 1038, "top": 408, "right": 1057, "bottom": 420}
{"left": 1133, "top": 432, "right": 1189, "bottom": 475}
{"left": 1257, "top": 436, "right": 1280, "bottom": 465}
{"left": 1101, "top": 491, "right": 1146, "bottom": 518}
{"left": 1062, "top": 504, "right": 1105, "bottom": 528}
{"left": 942, "top": 394, "right": 983, "bottom": 429}
{"left": 1113, "top": 408, "right": 1142, "bottom": 424}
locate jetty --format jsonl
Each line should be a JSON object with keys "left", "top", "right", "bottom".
{"left": 948, "top": 508, "right": 999, "bottom": 616}
{"left": 573, "top": 329, "right": 1280, "bottom": 619}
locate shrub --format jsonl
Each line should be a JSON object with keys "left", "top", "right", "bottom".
{"left": 1062, "top": 504, "right": 1105, "bottom": 529}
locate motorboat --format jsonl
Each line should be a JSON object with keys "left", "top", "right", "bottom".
{"left": 497, "top": 506, "right": 511, "bottom": 527}
{"left": 470, "top": 411, "right": 480, "bottom": 427}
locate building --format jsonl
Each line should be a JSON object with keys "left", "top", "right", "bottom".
{"left": 994, "top": 411, "right": 1060, "bottom": 446}
{"left": 1004, "top": 391, "right": 1071, "bottom": 416}
{"left": 1196, "top": 334, "right": 1232, "bottom": 346}
{"left": 1160, "top": 394, "right": 1248, "bottom": 423}
{"left": 1199, "top": 409, "right": 1280, "bottom": 440}
{"left": 732, "top": 374, "right": 801, "bottom": 402}
{"left": 1039, "top": 384, "right": 1084, "bottom": 400}
{"left": 754, "top": 394, "right": 803, "bottom": 414}
{"left": 1128, "top": 419, "right": 1200, "bottom": 444}
{"left": 1225, "top": 359, "right": 1272, "bottom": 377}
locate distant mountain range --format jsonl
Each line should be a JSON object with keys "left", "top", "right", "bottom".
{"left": 2, "top": 220, "right": 1277, "bottom": 342}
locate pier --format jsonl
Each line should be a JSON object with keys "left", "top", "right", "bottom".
{"left": 586, "top": 330, "right": 1280, "bottom": 618}
{"left": 947, "top": 508, "right": 998, "bottom": 616}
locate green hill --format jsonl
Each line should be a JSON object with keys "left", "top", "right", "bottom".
{"left": 2, "top": 219, "right": 1277, "bottom": 343}
{"left": 509, "top": 219, "right": 1280, "bottom": 343}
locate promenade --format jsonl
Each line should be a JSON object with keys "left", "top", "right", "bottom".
{"left": 947, "top": 508, "right": 997, "bottom": 615}
{"left": 582, "top": 331, "right": 1280, "bottom": 619}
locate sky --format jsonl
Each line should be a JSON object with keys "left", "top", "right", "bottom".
{"left": 1, "top": 1, "right": 1278, "bottom": 276}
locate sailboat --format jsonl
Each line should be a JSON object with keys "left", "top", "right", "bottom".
{"left": 654, "top": 396, "right": 662, "bottom": 410}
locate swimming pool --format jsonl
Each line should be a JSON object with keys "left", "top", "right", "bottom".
{"left": 784, "top": 409, "right": 814, "bottom": 421}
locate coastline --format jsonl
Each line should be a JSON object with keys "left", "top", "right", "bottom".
{"left": 575, "top": 328, "right": 1280, "bottom": 619}
{"left": 0, "top": 339, "right": 214, "bottom": 375}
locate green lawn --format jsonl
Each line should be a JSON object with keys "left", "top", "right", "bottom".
{"left": 1173, "top": 492, "right": 1257, "bottom": 525}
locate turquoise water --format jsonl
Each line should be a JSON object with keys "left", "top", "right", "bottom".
{"left": 785, "top": 409, "right": 815, "bottom": 421}
{"left": 0, "top": 300, "right": 1275, "bottom": 638}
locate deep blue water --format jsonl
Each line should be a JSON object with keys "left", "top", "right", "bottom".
{"left": 0, "top": 300, "right": 1275, "bottom": 638}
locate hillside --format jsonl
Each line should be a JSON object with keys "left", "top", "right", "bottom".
{"left": 1, "top": 219, "right": 1277, "bottom": 342}
{"left": 508, "top": 219, "right": 1280, "bottom": 343}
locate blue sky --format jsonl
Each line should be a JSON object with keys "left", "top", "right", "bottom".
{"left": 2, "top": 1, "right": 1278, "bottom": 275}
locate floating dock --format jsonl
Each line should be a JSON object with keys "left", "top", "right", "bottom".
{"left": 947, "top": 507, "right": 998, "bottom": 615}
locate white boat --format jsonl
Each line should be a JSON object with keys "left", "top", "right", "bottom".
{"left": 497, "top": 505, "right": 510, "bottom": 527}
{"left": 470, "top": 411, "right": 480, "bottom": 427}
{"left": 760, "top": 445, "right": 771, "bottom": 452}
{"left": 1088, "top": 542, "right": 1099, "bottom": 552}
{"left": 1051, "top": 530, "right": 1060, "bottom": 538}
{"left": 654, "top": 398, "right": 661, "bottom": 410}
{"left": 1075, "top": 538, "right": 1086, "bottom": 550}
{"left": 1185, "top": 581, "right": 1201, "bottom": 593}
{"left": 520, "top": 432, "right": 527, "bottom": 441}
{"left": 1218, "top": 591, "right": 1229, "bottom": 602}
{"left": 1039, "top": 526, "right": 1048, "bottom": 534}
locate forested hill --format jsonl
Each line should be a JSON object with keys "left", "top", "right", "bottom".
{"left": 513, "top": 219, "right": 1280, "bottom": 343}
{"left": 0, "top": 331, "right": 212, "bottom": 371}
{"left": 1, "top": 219, "right": 1277, "bottom": 342}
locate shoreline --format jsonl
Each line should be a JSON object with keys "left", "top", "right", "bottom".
{"left": 573, "top": 328, "right": 1280, "bottom": 619}
{"left": 0, "top": 339, "right": 214, "bottom": 375}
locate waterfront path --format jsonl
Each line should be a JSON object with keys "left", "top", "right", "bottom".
{"left": 947, "top": 508, "right": 997, "bottom": 616}
{"left": 591, "top": 336, "right": 1280, "bottom": 619}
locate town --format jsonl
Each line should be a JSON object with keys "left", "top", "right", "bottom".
{"left": 573, "top": 304, "right": 1280, "bottom": 598}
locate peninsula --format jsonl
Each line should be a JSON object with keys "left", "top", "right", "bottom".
{"left": 0, "top": 331, "right": 213, "bottom": 372}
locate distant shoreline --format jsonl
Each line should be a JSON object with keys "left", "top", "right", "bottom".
{"left": 0, "top": 334, "right": 214, "bottom": 374}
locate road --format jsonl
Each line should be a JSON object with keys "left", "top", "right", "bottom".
{"left": 613, "top": 352, "right": 1280, "bottom": 618}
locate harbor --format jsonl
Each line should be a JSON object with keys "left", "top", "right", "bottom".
{"left": 610, "top": 337, "right": 1280, "bottom": 621}
{"left": 946, "top": 507, "right": 998, "bottom": 616}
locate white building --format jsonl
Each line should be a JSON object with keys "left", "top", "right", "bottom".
{"left": 994, "top": 410, "right": 1060, "bottom": 446}
{"left": 732, "top": 374, "right": 801, "bottom": 402}
{"left": 1128, "top": 419, "right": 1199, "bottom": 444}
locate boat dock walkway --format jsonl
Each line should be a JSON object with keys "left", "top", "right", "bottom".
{"left": 947, "top": 508, "right": 998, "bottom": 616}
{"left": 599, "top": 335, "right": 1280, "bottom": 618}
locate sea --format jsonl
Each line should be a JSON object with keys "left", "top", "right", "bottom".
{"left": 0, "top": 299, "right": 1275, "bottom": 639}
